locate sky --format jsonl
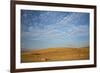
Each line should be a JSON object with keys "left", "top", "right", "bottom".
{"left": 21, "top": 9, "right": 90, "bottom": 50}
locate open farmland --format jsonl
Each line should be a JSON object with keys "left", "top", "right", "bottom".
{"left": 21, "top": 47, "right": 89, "bottom": 63}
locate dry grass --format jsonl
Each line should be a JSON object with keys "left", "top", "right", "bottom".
{"left": 21, "top": 47, "right": 89, "bottom": 63}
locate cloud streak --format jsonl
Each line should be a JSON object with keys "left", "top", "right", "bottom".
{"left": 21, "top": 10, "right": 89, "bottom": 49}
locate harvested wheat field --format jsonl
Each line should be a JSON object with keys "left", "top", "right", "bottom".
{"left": 21, "top": 47, "right": 89, "bottom": 63}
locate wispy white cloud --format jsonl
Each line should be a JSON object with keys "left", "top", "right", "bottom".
{"left": 21, "top": 10, "right": 89, "bottom": 49}
{"left": 22, "top": 12, "right": 89, "bottom": 40}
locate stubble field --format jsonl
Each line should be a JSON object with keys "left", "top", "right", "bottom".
{"left": 21, "top": 47, "right": 89, "bottom": 63}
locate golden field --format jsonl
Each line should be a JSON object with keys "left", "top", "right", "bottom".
{"left": 21, "top": 47, "right": 89, "bottom": 63}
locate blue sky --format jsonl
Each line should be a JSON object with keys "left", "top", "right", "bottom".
{"left": 21, "top": 10, "right": 90, "bottom": 50}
